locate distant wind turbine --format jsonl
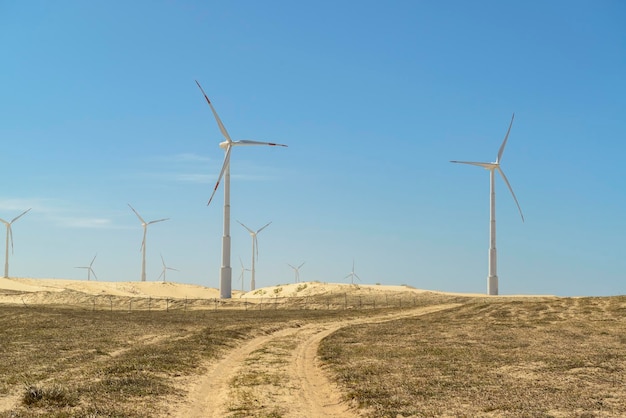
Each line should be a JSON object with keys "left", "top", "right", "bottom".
{"left": 75, "top": 254, "right": 98, "bottom": 281}
{"left": 158, "top": 254, "right": 179, "bottom": 282}
{"left": 287, "top": 262, "right": 305, "bottom": 283}
{"left": 0, "top": 208, "right": 31, "bottom": 278}
{"left": 128, "top": 204, "right": 169, "bottom": 282}
{"left": 450, "top": 113, "right": 524, "bottom": 295}
{"left": 196, "top": 80, "right": 287, "bottom": 299}
{"left": 344, "top": 260, "right": 361, "bottom": 285}
{"left": 238, "top": 220, "right": 271, "bottom": 291}
{"left": 238, "top": 257, "right": 250, "bottom": 292}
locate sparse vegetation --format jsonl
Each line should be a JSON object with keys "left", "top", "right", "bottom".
{"left": 319, "top": 296, "right": 626, "bottom": 417}
{"left": 2, "top": 292, "right": 625, "bottom": 417}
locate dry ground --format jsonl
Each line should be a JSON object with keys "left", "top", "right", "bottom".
{"left": 0, "top": 279, "right": 624, "bottom": 417}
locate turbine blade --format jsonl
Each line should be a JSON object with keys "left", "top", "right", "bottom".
{"left": 208, "top": 144, "right": 232, "bottom": 206}
{"left": 0, "top": 219, "right": 8, "bottom": 224}
{"left": 161, "top": 254, "right": 166, "bottom": 267}
{"left": 298, "top": 262, "right": 306, "bottom": 269}
{"left": 287, "top": 263, "right": 296, "bottom": 270}
{"left": 141, "top": 228, "right": 147, "bottom": 252}
{"left": 195, "top": 80, "right": 232, "bottom": 143}
{"left": 167, "top": 267, "right": 179, "bottom": 272}
{"left": 10, "top": 208, "right": 31, "bottom": 224}
{"left": 257, "top": 221, "right": 272, "bottom": 234}
{"left": 147, "top": 218, "right": 169, "bottom": 225}
{"left": 235, "top": 140, "right": 287, "bottom": 147}
{"left": 91, "top": 268, "right": 98, "bottom": 281}
{"left": 497, "top": 167, "right": 525, "bottom": 222}
{"left": 128, "top": 204, "right": 146, "bottom": 224}
{"left": 450, "top": 161, "right": 494, "bottom": 169}
{"left": 237, "top": 221, "right": 255, "bottom": 234}
{"left": 158, "top": 269, "right": 165, "bottom": 280}
{"left": 90, "top": 254, "right": 97, "bottom": 267}
{"left": 496, "top": 113, "right": 515, "bottom": 163}
{"left": 8, "top": 227, "right": 14, "bottom": 254}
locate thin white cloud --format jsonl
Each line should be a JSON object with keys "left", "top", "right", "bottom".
{"left": 53, "top": 217, "right": 116, "bottom": 229}
{"left": 0, "top": 197, "right": 124, "bottom": 229}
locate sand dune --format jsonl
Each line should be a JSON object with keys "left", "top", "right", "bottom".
{"left": 0, "top": 277, "right": 544, "bottom": 307}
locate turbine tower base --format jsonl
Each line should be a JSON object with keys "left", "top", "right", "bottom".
{"left": 220, "top": 266, "right": 232, "bottom": 299}
{"left": 488, "top": 275, "right": 498, "bottom": 296}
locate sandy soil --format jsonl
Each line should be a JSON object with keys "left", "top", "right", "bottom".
{"left": 172, "top": 304, "right": 459, "bottom": 418}
{"left": 0, "top": 277, "right": 551, "bottom": 416}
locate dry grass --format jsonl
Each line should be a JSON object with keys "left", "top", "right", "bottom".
{"left": 0, "top": 305, "right": 369, "bottom": 417}
{"left": 3, "top": 292, "right": 625, "bottom": 417}
{"left": 319, "top": 296, "right": 626, "bottom": 417}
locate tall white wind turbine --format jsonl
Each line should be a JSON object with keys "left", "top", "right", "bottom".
{"left": 75, "top": 254, "right": 98, "bottom": 281}
{"left": 287, "top": 262, "right": 305, "bottom": 283}
{"left": 128, "top": 204, "right": 169, "bottom": 282}
{"left": 196, "top": 80, "right": 287, "bottom": 299}
{"left": 344, "top": 260, "right": 361, "bottom": 285}
{"left": 450, "top": 113, "right": 524, "bottom": 295}
{"left": 0, "top": 208, "right": 31, "bottom": 278}
{"left": 158, "top": 254, "right": 179, "bottom": 282}
{"left": 238, "top": 220, "right": 271, "bottom": 291}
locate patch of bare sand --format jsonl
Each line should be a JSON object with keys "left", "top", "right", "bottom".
{"left": 0, "top": 278, "right": 222, "bottom": 299}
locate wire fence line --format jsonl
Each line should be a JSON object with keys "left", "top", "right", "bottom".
{"left": 11, "top": 291, "right": 433, "bottom": 312}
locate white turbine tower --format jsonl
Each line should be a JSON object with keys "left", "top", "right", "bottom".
{"left": 287, "top": 262, "right": 305, "bottom": 283}
{"left": 238, "top": 220, "right": 271, "bottom": 291}
{"left": 0, "top": 208, "right": 31, "bottom": 278}
{"left": 344, "top": 260, "right": 361, "bottom": 285}
{"left": 75, "top": 254, "right": 98, "bottom": 281}
{"left": 450, "top": 113, "right": 524, "bottom": 295}
{"left": 158, "top": 254, "right": 179, "bottom": 282}
{"left": 238, "top": 257, "right": 250, "bottom": 292}
{"left": 196, "top": 80, "right": 287, "bottom": 299}
{"left": 128, "top": 204, "right": 169, "bottom": 282}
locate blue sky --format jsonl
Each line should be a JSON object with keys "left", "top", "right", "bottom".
{"left": 1, "top": 1, "right": 624, "bottom": 296}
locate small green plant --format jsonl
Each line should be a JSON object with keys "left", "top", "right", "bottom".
{"left": 22, "top": 384, "right": 78, "bottom": 407}
{"left": 296, "top": 283, "right": 308, "bottom": 292}
{"left": 273, "top": 286, "right": 283, "bottom": 294}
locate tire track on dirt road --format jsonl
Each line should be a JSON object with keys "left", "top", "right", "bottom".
{"left": 174, "top": 304, "right": 459, "bottom": 418}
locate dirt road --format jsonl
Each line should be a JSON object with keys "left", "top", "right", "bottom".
{"left": 174, "top": 304, "right": 458, "bottom": 417}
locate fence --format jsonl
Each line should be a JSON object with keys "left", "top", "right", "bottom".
{"left": 8, "top": 290, "right": 441, "bottom": 312}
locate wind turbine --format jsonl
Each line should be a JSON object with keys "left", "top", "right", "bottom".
{"left": 238, "top": 257, "right": 250, "bottom": 292}
{"left": 128, "top": 204, "right": 169, "bottom": 282}
{"left": 450, "top": 113, "right": 524, "bottom": 295}
{"left": 158, "top": 254, "right": 179, "bottom": 282}
{"left": 75, "top": 254, "right": 98, "bottom": 281}
{"left": 287, "top": 262, "right": 305, "bottom": 283}
{"left": 0, "top": 208, "right": 31, "bottom": 278}
{"left": 238, "top": 220, "right": 271, "bottom": 291}
{"left": 344, "top": 260, "right": 361, "bottom": 285}
{"left": 196, "top": 80, "right": 287, "bottom": 299}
